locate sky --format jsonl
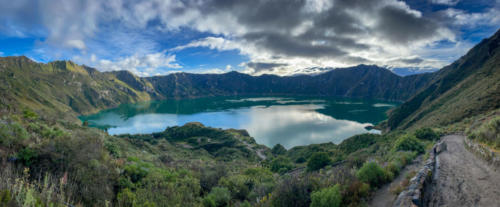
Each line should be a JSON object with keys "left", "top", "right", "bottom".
{"left": 0, "top": 0, "right": 498, "bottom": 77}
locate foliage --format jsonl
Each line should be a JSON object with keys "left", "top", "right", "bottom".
{"left": 467, "top": 116, "right": 500, "bottom": 149}
{"left": 356, "top": 162, "right": 387, "bottom": 188}
{"left": 393, "top": 134, "right": 425, "bottom": 154}
{"left": 415, "top": 128, "right": 440, "bottom": 140}
{"left": 22, "top": 109, "right": 38, "bottom": 120}
{"left": 205, "top": 187, "right": 231, "bottom": 207}
{"left": 17, "top": 147, "right": 38, "bottom": 166}
{"left": 310, "top": 184, "right": 342, "bottom": 207}
{"left": 342, "top": 181, "right": 370, "bottom": 205}
{"left": 271, "top": 176, "right": 319, "bottom": 207}
{"left": 307, "top": 152, "right": 332, "bottom": 171}
{"left": 0, "top": 166, "right": 70, "bottom": 207}
{"left": 0, "top": 121, "right": 29, "bottom": 148}
{"left": 271, "top": 144, "right": 287, "bottom": 155}
{"left": 337, "top": 134, "right": 378, "bottom": 154}
{"left": 270, "top": 156, "right": 293, "bottom": 173}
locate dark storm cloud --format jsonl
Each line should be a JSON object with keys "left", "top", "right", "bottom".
{"left": 187, "top": 0, "right": 446, "bottom": 60}
{"left": 399, "top": 57, "right": 425, "bottom": 64}
{"left": 244, "top": 32, "right": 347, "bottom": 58}
{"left": 376, "top": 5, "right": 441, "bottom": 44}
{"left": 246, "top": 62, "right": 288, "bottom": 72}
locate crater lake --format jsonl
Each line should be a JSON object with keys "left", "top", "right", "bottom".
{"left": 80, "top": 96, "right": 398, "bottom": 149}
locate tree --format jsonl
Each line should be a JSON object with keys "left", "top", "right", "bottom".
{"left": 307, "top": 152, "right": 332, "bottom": 171}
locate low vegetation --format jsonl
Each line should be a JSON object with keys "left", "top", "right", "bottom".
{"left": 467, "top": 115, "right": 500, "bottom": 149}
{"left": 0, "top": 108, "right": 438, "bottom": 206}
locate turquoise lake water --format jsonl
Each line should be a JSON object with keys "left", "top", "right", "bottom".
{"left": 80, "top": 96, "right": 398, "bottom": 148}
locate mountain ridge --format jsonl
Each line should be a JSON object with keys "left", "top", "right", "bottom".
{"left": 0, "top": 58, "right": 433, "bottom": 121}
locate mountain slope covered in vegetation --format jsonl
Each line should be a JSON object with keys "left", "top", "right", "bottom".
{"left": 0, "top": 57, "right": 433, "bottom": 123}
{"left": 387, "top": 29, "right": 500, "bottom": 130}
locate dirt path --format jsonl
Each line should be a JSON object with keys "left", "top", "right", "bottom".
{"left": 369, "top": 156, "right": 422, "bottom": 207}
{"left": 428, "top": 135, "right": 500, "bottom": 207}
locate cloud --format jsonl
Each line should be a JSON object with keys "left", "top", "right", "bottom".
{"left": 170, "top": 0, "right": 458, "bottom": 74}
{"left": 96, "top": 52, "right": 181, "bottom": 76}
{"left": 245, "top": 62, "right": 288, "bottom": 73}
{"left": 431, "top": 0, "right": 460, "bottom": 6}
{"left": 0, "top": 0, "right": 498, "bottom": 76}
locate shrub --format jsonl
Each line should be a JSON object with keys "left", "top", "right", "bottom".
{"left": 307, "top": 152, "right": 332, "bottom": 171}
{"left": 219, "top": 175, "right": 250, "bottom": 200}
{"left": 206, "top": 187, "right": 231, "bottom": 207}
{"left": 271, "top": 144, "right": 287, "bottom": 155}
{"left": 468, "top": 116, "right": 500, "bottom": 149}
{"left": 270, "top": 156, "right": 293, "bottom": 173}
{"left": 342, "top": 181, "right": 370, "bottom": 205}
{"left": 295, "top": 157, "right": 306, "bottom": 163}
{"left": 123, "top": 162, "right": 151, "bottom": 183}
{"left": 271, "top": 176, "right": 319, "bottom": 207}
{"left": 202, "top": 196, "right": 216, "bottom": 207}
{"left": 310, "top": 184, "right": 342, "bottom": 207}
{"left": 23, "top": 109, "right": 38, "bottom": 120}
{"left": 394, "top": 134, "right": 424, "bottom": 154}
{"left": 17, "top": 147, "right": 38, "bottom": 166}
{"left": 415, "top": 128, "right": 439, "bottom": 140}
{"left": 200, "top": 164, "right": 227, "bottom": 195}
{"left": 356, "top": 162, "right": 386, "bottom": 188}
{"left": 117, "top": 188, "right": 137, "bottom": 207}
{"left": 0, "top": 122, "right": 29, "bottom": 148}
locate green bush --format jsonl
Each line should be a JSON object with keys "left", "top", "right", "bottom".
{"left": 271, "top": 144, "right": 287, "bottom": 155}
{"left": 415, "top": 128, "right": 439, "bottom": 140}
{"left": 117, "top": 188, "right": 137, "bottom": 207}
{"left": 356, "top": 162, "right": 387, "bottom": 188}
{"left": 394, "top": 134, "right": 424, "bottom": 154}
{"left": 270, "top": 156, "right": 293, "bottom": 173}
{"left": 206, "top": 187, "right": 231, "bottom": 207}
{"left": 17, "top": 147, "right": 38, "bottom": 166}
{"left": 307, "top": 152, "right": 332, "bottom": 171}
{"left": 295, "top": 157, "right": 306, "bottom": 163}
{"left": 468, "top": 116, "right": 500, "bottom": 149}
{"left": 123, "top": 162, "right": 152, "bottom": 183}
{"left": 310, "top": 184, "right": 342, "bottom": 207}
{"left": 23, "top": 109, "right": 38, "bottom": 120}
{"left": 202, "top": 196, "right": 216, "bottom": 207}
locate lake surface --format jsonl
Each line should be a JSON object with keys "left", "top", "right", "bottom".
{"left": 80, "top": 96, "right": 397, "bottom": 149}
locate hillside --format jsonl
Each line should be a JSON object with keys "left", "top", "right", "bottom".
{"left": 146, "top": 65, "right": 432, "bottom": 101}
{"left": 387, "top": 29, "right": 500, "bottom": 130}
{"left": 0, "top": 57, "right": 432, "bottom": 122}
{"left": 0, "top": 57, "right": 156, "bottom": 121}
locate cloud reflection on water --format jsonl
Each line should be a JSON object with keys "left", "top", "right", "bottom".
{"left": 83, "top": 97, "right": 390, "bottom": 148}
